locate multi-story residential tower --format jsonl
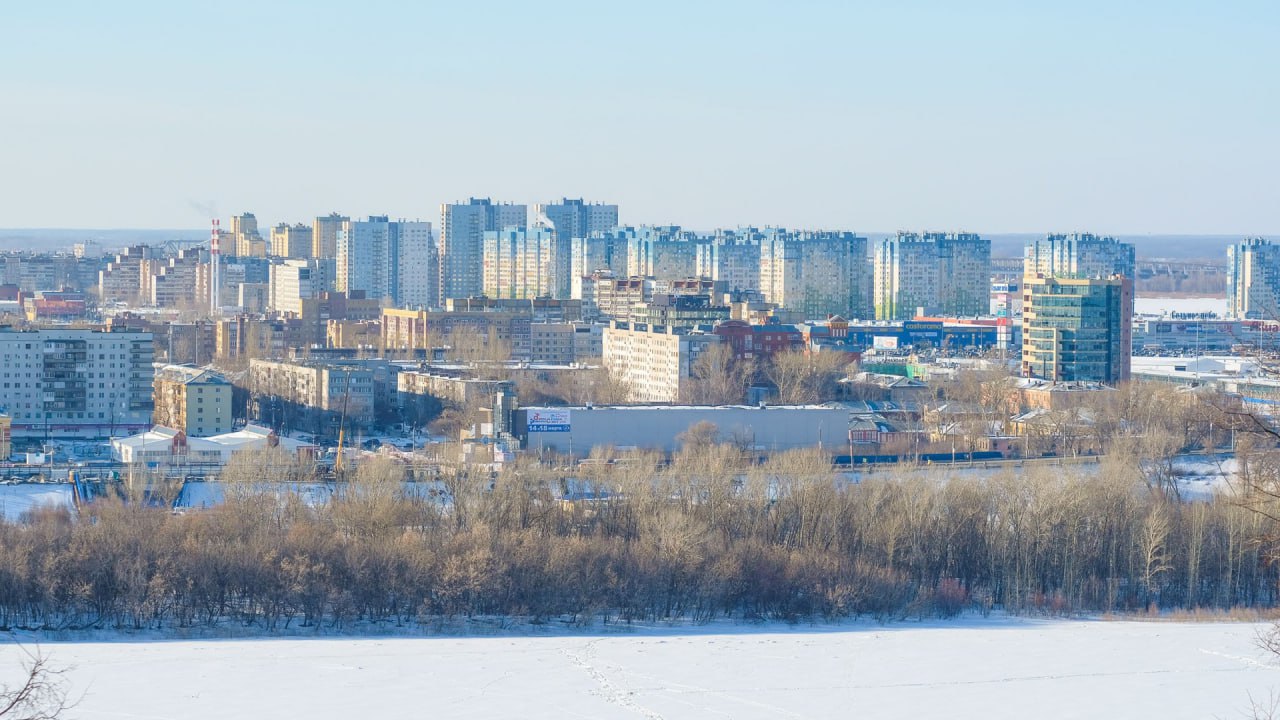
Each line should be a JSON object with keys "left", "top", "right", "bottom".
{"left": 269, "top": 258, "right": 335, "bottom": 315}
{"left": 312, "top": 213, "right": 349, "bottom": 259}
{"left": 98, "top": 245, "right": 151, "bottom": 304}
{"left": 336, "top": 217, "right": 436, "bottom": 307}
{"left": 1228, "top": 237, "right": 1280, "bottom": 320}
{"left": 483, "top": 227, "right": 558, "bottom": 300}
{"left": 152, "top": 365, "right": 234, "bottom": 436}
{"left": 145, "top": 248, "right": 204, "bottom": 308}
{"left": 231, "top": 212, "right": 266, "bottom": 257}
{"left": 625, "top": 226, "right": 699, "bottom": 283}
{"left": 697, "top": 228, "right": 762, "bottom": 295}
{"left": 0, "top": 328, "right": 154, "bottom": 438}
{"left": 760, "top": 229, "right": 870, "bottom": 320}
{"left": 874, "top": 232, "right": 990, "bottom": 321}
{"left": 398, "top": 222, "right": 438, "bottom": 309}
{"left": 570, "top": 232, "right": 631, "bottom": 300}
{"left": 1021, "top": 275, "right": 1133, "bottom": 383}
{"left": 535, "top": 198, "right": 618, "bottom": 238}
{"left": 1024, "top": 233, "right": 1136, "bottom": 280}
{"left": 440, "top": 198, "right": 527, "bottom": 302}
{"left": 270, "top": 223, "right": 313, "bottom": 259}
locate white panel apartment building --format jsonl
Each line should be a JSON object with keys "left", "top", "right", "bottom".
{"left": 697, "top": 230, "right": 762, "bottom": 295}
{"left": 397, "top": 221, "right": 438, "bottom": 309}
{"left": 482, "top": 227, "right": 557, "bottom": 300}
{"left": 1024, "top": 233, "right": 1136, "bottom": 280}
{"left": 536, "top": 198, "right": 619, "bottom": 299}
{"left": 570, "top": 232, "right": 631, "bottom": 300}
{"left": 336, "top": 217, "right": 436, "bottom": 308}
{"left": 602, "top": 322, "right": 721, "bottom": 403}
{"left": 626, "top": 227, "right": 700, "bottom": 285}
{"left": 440, "top": 198, "right": 527, "bottom": 303}
{"left": 1228, "top": 237, "right": 1280, "bottom": 320}
{"left": 535, "top": 198, "right": 619, "bottom": 244}
{"left": 759, "top": 229, "right": 870, "bottom": 320}
{"left": 874, "top": 232, "right": 990, "bottom": 321}
{"left": 0, "top": 328, "right": 154, "bottom": 438}
{"left": 269, "top": 258, "right": 336, "bottom": 315}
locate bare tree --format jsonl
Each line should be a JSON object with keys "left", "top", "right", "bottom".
{"left": 1, "top": 646, "right": 73, "bottom": 720}
{"left": 682, "top": 344, "right": 753, "bottom": 405}
{"left": 767, "top": 349, "right": 850, "bottom": 404}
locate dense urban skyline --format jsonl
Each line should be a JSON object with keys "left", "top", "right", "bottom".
{"left": 2, "top": 1, "right": 1276, "bottom": 233}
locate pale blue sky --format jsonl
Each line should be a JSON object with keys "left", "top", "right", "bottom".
{"left": 1, "top": 1, "right": 1276, "bottom": 233}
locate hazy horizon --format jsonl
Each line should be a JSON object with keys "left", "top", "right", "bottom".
{"left": 2, "top": 2, "right": 1276, "bottom": 232}
{"left": 0, "top": 228, "right": 1246, "bottom": 262}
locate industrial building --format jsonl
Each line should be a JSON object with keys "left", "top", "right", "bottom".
{"left": 516, "top": 404, "right": 889, "bottom": 456}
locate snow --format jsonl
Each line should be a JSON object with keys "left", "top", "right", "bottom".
{"left": 0, "top": 484, "right": 74, "bottom": 522}
{"left": 1170, "top": 454, "right": 1240, "bottom": 499}
{"left": 1135, "top": 296, "right": 1228, "bottom": 317}
{"left": 2, "top": 618, "right": 1278, "bottom": 719}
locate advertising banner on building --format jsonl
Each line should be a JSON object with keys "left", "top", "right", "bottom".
{"left": 528, "top": 409, "right": 571, "bottom": 432}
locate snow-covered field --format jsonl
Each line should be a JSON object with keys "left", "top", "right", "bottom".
{"left": 3, "top": 618, "right": 1278, "bottom": 719}
{"left": 1135, "top": 295, "right": 1228, "bottom": 317}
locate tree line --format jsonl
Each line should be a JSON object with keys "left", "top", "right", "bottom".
{"left": 1, "top": 444, "right": 1277, "bottom": 632}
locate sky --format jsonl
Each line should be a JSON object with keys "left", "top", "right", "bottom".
{"left": 0, "top": 0, "right": 1276, "bottom": 234}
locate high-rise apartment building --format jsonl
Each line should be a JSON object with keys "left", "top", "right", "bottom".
{"left": 397, "top": 222, "right": 438, "bottom": 309}
{"left": 533, "top": 200, "right": 617, "bottom": 300}
{"left": 312, "top": 213, "right": 349, "bottom": 259}
{"left": 144, "top": 248, "right": 204, "bottom": 308}
{"left": 231, "top": 212, "right": 267, "bottom": 258}
{"left": 270, "top": 223, "right": 314, "bottom": 259}
{"left": 760, "top": 229, "right": 870, "bottom": 320}
{"left": 534, "top": 198, "right": 619, "bottom": 244}
{"left": 336, "top": 217, "right": 437, "bottom": 308}
{"left": 874, "top": 232, "right": 990, "bottom": 321}
{"left": 570, "top": 232, "right": 631, "bottom": 300}
{"left": 0, "top": 328, "right": 155, "bottom": 438}
{"left": 1024, "top": 233, "right": 1135, "bottom": 280}
{"left": 440, "top": 198, "right": 527, "bottom": 302}
{"left": 98, "top": 245, "right": 151, "bottom": 304}
{"left": 269, "top": 258, "right": 335, "bottom": 315}
{"left": 697, "top": 229, "right": 762, "bottom": 295}
{"left": 483, "top": 227, "right": 558, "bottom": 300}
{"left": 625, "top": 226, "right": 699, "bottom": 283}
{"left": 1228, "top": 237, "right": 1280, "bottom": 320}
{"left": 1021, "top": 275, "right": 1133, "bottom": 384}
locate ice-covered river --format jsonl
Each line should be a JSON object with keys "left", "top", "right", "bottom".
{"left": 2, "top": 618, "right": 1276, "bottom": 719}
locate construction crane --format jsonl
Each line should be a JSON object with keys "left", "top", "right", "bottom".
{"left": 333, "top": 369, "right": 352, "bottom": 473}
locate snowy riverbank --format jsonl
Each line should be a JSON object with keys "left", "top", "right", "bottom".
{"left": 3, "top": 617, "right": 1278, "bottom": 719}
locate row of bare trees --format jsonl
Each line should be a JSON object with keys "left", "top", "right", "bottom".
{"left": 1, "top": 444, "right": 1278, "bottom": 631}
{"left": 683, "top": 346, "right": 853, "bottom": 405}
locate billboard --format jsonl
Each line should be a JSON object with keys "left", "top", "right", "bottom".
{"left": 872, "top": 335, "right": 899, "bottom": 350}
{"left": 527, "top": 409, "right": 571, "bottom": 432}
